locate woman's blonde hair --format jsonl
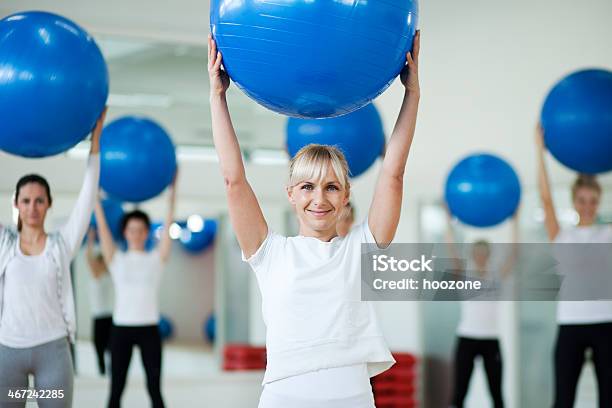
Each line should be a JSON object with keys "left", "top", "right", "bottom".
{"left": 288, "top": 144, "right": 350, "bottom": 193}
{"left": 571, "top": 174, "right": 601, "bottom": 200}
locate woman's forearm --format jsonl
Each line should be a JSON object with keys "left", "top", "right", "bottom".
{"left": 210, "top": 94, "right": 247, "bottom": 184}
{"left": 382, "top": 90, "right": 420, "bottom": 179}
{"left": 60, "top": 154, "right": 100, "bottom": 257}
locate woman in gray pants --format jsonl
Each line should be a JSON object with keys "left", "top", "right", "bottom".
{"left": 0, "top": 108, "right": 106, "bottom": 408}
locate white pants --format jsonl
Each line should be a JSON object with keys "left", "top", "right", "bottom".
{"left": 259, "top": 364, "right": 375, "bottom": 408}
{"left": 259, "top": 388, "right": 375, "bottom": 408}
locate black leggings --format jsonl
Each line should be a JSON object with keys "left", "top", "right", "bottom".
{"left": 108, "top": 325, "right": 165, "bottom": 408}
{"left": 93, "top": 316, "right": 113, "bottom": 375}
{"left": 553, "top": 322, "right": 612, "bottom": 408}
{"left": 452, "top": 337, "right": 504, "bottom": 408}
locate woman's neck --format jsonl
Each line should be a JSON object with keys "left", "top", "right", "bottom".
{"left": 127, "top": 245, "right": 146, "bottom": 252}
{"left": 298, "top": 225, "right": 338, "bottom": 242}
{"left": 19, "top": 225, "right": 46, "bottom": 243}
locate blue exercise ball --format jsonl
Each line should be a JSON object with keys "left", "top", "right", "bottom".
{"left": 100, "top": 117, "right": 177, "bottom": 202}
{"left": 158, "top": 315, "right": 174, "bottom": 341}
{"left": 286, "top": 104, "right": 385, "bottom": 177}
{"left": 90, "top": 199, "right": 124, "bottom": 242}
{"left": 0, "top": 11, "right": 108, "bottom": 157}
{"left": 180, "top": 219, "right": 217, "bottom": 254}
{"left": 204, "top": 314, "right": 215, "bottom": 343}
{"left": 445, "top": 154, "right": 521, "bottom": 228}
{"left": 210, "top": 0, "right": 418, "bottom": 118}
{"left": 541, "top": 69, "right": 612, "bottom": 174}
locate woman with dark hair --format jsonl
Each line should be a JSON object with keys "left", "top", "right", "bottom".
{"left": 94, "top": 173, "right": 177, "bottom": 408}
{"left": 536, "top": 125, "right": 612, "bottom": 408}
{"left": 0, "top": 108, "right": 106, "bottom": 408}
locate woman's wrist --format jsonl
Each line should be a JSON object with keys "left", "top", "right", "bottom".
{"left": 209, "top": 91, "right": 227, "bottom": 103}
{"left": 404, "top": 87, "right": 420, "bottom": 98}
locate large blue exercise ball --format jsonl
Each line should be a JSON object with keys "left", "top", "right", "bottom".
{"left": 90, "top": 199, "right": 124, "bottom": 242}
{"left": 445, "top": 154, "right": 521, "bottom": 228}
{"left": 286, "top": 104, "right": 385, "bottom": 177}
{"left": 0, "top": 11, "right": 108, "bottom": 157}
{"left": 100, "top": 117, "right": 177, "bottom": 202}
{"left": 180, "top": 219, "right": 217, "bottom": 254}
{"left": 158, "top": 315, "right": 174, "bottom": 341}
{"left": 541, "top": 69, "right": 612, "bottom": 174}
{"left": 210, "top": 0, "right": 418, "bottom": 118}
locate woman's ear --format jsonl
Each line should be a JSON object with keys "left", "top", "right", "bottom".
{"left": 343, "top": 190, "right": 350, "bottom": 207}
{"left": 286, "top": 186, "right": 295, "bottom": 205}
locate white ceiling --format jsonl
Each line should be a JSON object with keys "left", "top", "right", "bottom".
{"left": 0, "top": 0, "right": 212, "bottom": 43}
{"left": 98, "top": 37, "right": 286, "bottom": 150}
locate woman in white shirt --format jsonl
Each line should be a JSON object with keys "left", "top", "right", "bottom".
{"left": 444, "top": 208, "right": 518, "bottom": 408}
{"left": 536, "top": 125, "right": 612, "bottom": 408}
{"left": 86, "top": 228, "right": 114, "bottom": 376}
{"left": 0, "top": 108, "right": 106, "bottom": 408}
{"left": 207, "top": 30, "right": 420, "bottom": 408}
{"left": 94, "top": 174, "right": 176, "bottom": 408}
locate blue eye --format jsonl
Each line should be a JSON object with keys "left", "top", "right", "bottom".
{"left": 301, "top": 184, "right": 313, "bottom": 190}
{"left": 327, "top": 185, "right": 339, "bottom": 191}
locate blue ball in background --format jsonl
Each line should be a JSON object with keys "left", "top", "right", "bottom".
{"left": 204, "top": 313, "right": 215, "bottom": 343}
{"left": 286, "top": 104, "right": 385, "bottom": 178}
{"left": 210, "top": 0, "right": 418, "bottom": 118}
{"left": 541, "top": 69, "right": 612, "bottom": 174}
{"left": 158, "top": 315, "right": 174, "bottom": 341}
{"left": 180, "top": 219, "right": 217, "bottom": 254}
{"left": 445, "top": 154, "right": 521, "bottom": 228}
{"left": 145, "top": 221, "right": 164, "bottom": 252}
{"left": 90, "top": 199, "right": 125, "bottom": 242}
{"left": 0, "top": 11, "right": 108, "bottom": 157}
{"left": 100, "top": 117, "right": 177, "bottom": 202}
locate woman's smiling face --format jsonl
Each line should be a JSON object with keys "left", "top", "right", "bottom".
{"left": 287, "top": 165, "right": 349, "bottom": 237}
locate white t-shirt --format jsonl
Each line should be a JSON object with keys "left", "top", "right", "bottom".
{"left": 89, "top": 272, "right": 113, "bottom": 318}
{"left": 455, "top": 255, "right": 504, "bottom": 339}
{"left": 554, "top": 224, "right": 612, "bottom": 324}
{"left": 110, "top": 250, "right": 163, "bottom": 326}
{"left": 244, "top": 219, "right": 394, "bottom": 385}
{"left": 457, "top": 301, "right": 499, "bottom": 339}
{"left": 0, "top": 240, "right": 67, "bottom": 348}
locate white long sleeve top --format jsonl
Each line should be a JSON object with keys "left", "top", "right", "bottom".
{"left": 0, "top": 154, "right": 100, "bottom": 345}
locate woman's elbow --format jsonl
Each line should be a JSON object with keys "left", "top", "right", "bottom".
{"left": 224, "top": 175, "right": 247, "bottom": 190}
{"left": 382, "top": 162, "right": 406, "bottom": 184}
{"left": 386, "top": 172, "right": 405, "bottom": 193}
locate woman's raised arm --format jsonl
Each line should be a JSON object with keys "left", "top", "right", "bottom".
{"left": 60, "top": 107, "right": 106, "bottom": 258}
{"left": 535, "top": 124, "right": 560, "bottom": 240}
{"left": 208, "top": 35, "right": 268, "bottom": 258}
{"left": 368, "top": 31, "right": 421, "bottom": 245}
